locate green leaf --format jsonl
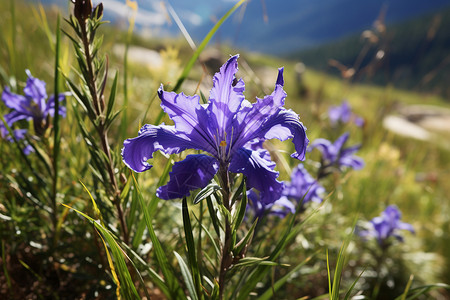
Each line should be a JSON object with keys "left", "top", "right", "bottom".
{"left": 258, "top": 254, "right": 315, "bottom": 300}
{"left": 131, "top": 158, "right": 172, "bottom": 248}
{"left": 120, "top": 241, "right": 169, "bottom": 299}
{"left": 233, "top": 218, "right": 257, "bottom": 258}
{"left": 343, "top": 267, "right": 366, "bottom": 300}
{"left": 394, "top": 283, "right": 450, "bottom": 300}
{"left": 131, "top": 174, "right": 186, "bottom": 300}
{"left": 182, "top": 197, "right": 203, "bottom": 299}
{"left": 193, "top": 182, "right": 221, "bottom": 205}
{"left": 231, "top": 180, "right": 247, "bottom": 232}
{"left": 233, "top": 257, "right": 283, "bottom": 269}
{"left": 174, "top": 251, "right": 199, "bottom": 300}
{"left": 105, "top": 71, "right": 119, "bottom": 122}
{"left": 61, "top": 204, "right": 140, "bottom": 299}
{"left": 327, "top": 230, "right": 354, "bottom": 300}
{"left": 236, "top": 202, "right": 321, "bottom": 300}
{"left": 206, "top": 195, "right": 221, "bottom": 238}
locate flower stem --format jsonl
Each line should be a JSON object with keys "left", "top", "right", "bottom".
{"left": 218, "top": 163, "right": 233, "bottom": 299}
{"left": 77, "top": 15, "right": 129, "bottom": 245}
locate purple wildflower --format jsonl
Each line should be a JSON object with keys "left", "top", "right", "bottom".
{"left": 360, "top": 205, "right": 414, "bottom": 246}
{"left": 122, "top": 55, "right": 309, "bottom": 204}
{"left": 247, "top": 189, "right": 295, "bottom": 219}
{"left": 328, "top": 100, "right": 364, "bottom": 127}
{"left": 0, "top": 124, "right": 34, "bottom": 155}
{"left": 1, "top": 70, "right": 67, "bottom": 134}
{"left": 308, "top": 132, "right": 364, "bottom": 177}
{"left": 283, "top": 164, "right": 324, "bottom": 205}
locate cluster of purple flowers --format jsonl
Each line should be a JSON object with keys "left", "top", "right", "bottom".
{"left": 359, "top": 205, "right": 414, "bottom": 247}
{"left": 308, "top": 132, "right": 364, "bottom": 178}
{"left": 247, "top": 163, "right": 325, "bottom": 219}
{"left": 1, "top": 70, "right": 67, "bottom": 154}
{"left": 122, "top": 55, "right": 365, "bottom": 220}
{"left": 123, "top": 55, "right": 308, "bottom": 204}
{"left": 328, "top": 100, "right": 364, "bottom": 127}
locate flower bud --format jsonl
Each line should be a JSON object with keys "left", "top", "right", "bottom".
{"left": 92, "top": 3, "right": 103, "bottom": 19}
{"left": 72, "top": 0, "right": 93, "bottom": 23}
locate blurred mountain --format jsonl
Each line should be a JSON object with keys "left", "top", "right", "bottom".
{"left": 34, "top": 0, "right": 450, "bottom": 54}
{"left": 289, "top": 6, "right": 450, "bottom": 97}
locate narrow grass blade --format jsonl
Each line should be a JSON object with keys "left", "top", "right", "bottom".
{"left": 233, "top": 257, "right": 282, "bottom": 268}
{"left": 174, "top": 251, "right": 199, "bottom": 300}
{"left": 236, "top": 202, "right": 321, "bottom": 300}
{"left": 61, "top": 204, "right": 140, "bottom": 299}
{"left": 1, "top": 241, "right": 12, "bottom": 290}
{"left": 171, "top": 0, "right": 247, "bottom": 93}
{"left": 131, "top": 174, "right": 186, "bottom": 299}
{"left": 233, "top": 218, "right": 256, "bottom": 257}
{"left": 343, "top": 267, "right": 366, "bottom": 300}
{"left": 399, "top": 275, "right": 414, "bottom": 300}
{"left": 258, "top": 254, "right": 315, "bottom": 300}
{"left": 120, "top": 241, "right": 171, "bottom": 298}
{"left": 394, "top": 283, "right": 450, "bottom": 300}
{"left": 51, "top": 15, "right": 62, "bottom": 241}
{"left": 98, "top": 232, "right": 122, "bottom": 299}
{"left": 79, "top": 180, "right": 105, "bottom": 227}
{"left": 182, "top": 197, "right": 203, "bottom": 298}
{"left": 131, "top": 159, "right": 171, "bottom": 247}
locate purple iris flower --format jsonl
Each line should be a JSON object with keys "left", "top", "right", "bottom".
{"left": 122, "top": 55, "right": 309, "bottom": 204}
{"left": 1, "top": 70, "right": 67, "bottom": 132}
{"left": 247, "top": 189, "right": 295, "bottom": 219}
{"left": 328, "top": 100, "right": 364, "bottom": 127}
{"left": 0, "top": 124, "right": 34, "bottom": 155}
{"left": 283, "top": 164, "right": 324, "bottom": 205}
{"left": 308, "top": 132, "right": 364, "bottom": 177}
{"left": 360, "top": 205, "right": 414, "bottom": 246}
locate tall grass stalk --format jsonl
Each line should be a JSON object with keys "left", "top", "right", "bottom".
{"left": 64, "top": 2, "right": 129, "bottom": 244}
{"left": 51, "top": 15, "right": 61, "bottom": 247}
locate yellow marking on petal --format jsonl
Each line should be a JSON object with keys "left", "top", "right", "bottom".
{"left": 220, "top": 140, "right": 227, "bottom": 147}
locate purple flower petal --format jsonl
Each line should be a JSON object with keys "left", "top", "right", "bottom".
{"left": 158, "top": 86, "right": 216, "bottom": 155}
{"left": 309, "top": 132, "right": 363, "bottom": 171}
{"left": 233, "top": 68, "right": 308, "bottom": 160}
{"left": 354, "top": 116, "right": 365, "bottom": 127}
{"left": 329, "top": 101, "right": 351, "bottom": 124}
{"left": 24, "top": 70, "right": 48, "bottom": 112}
{"left": 208, "top": 55, "right": 245, "bottom": 136}
{"left": 247, "top": 191, "right": 294, "bottom": 219}
{"left": 308, "top": 138, "right": 334, "bottom": 161}
{"left": 284, "top": 164, "right": 325, "bottom": 204}
{"left": 272, "top": 196, "right": 295, "bottom": 215}
{"left": 229, "top": 147, "right": 284, "bottom": 205}
{"left": 1, "top": 87, "right": 31, "bottom": 114}
{"left": 361, "top": 205, "right": 414, "bottom": 245}
{"left": 122, "top": 124, "right": 203, "bottom": 172}
{"left": 2, "top": 71, "right": 67, "bottom": 130}
{"left": 4, "top": 111, "right": 32, "bottom": 126}
{"left": 46, "top": 93, "right": 69, "bottom": 118}
{"left": 156, "top": 154, "right": 219, "bottom": 200}
{"left": 339, "top": 155, "right": 365, "bottom": 170}
{"left": 123, "top": 55, "right": 309, "bottom": 201}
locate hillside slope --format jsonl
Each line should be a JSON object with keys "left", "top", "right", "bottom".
{"left": 290, "top": 7, "right": 450, "bottom": 97}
